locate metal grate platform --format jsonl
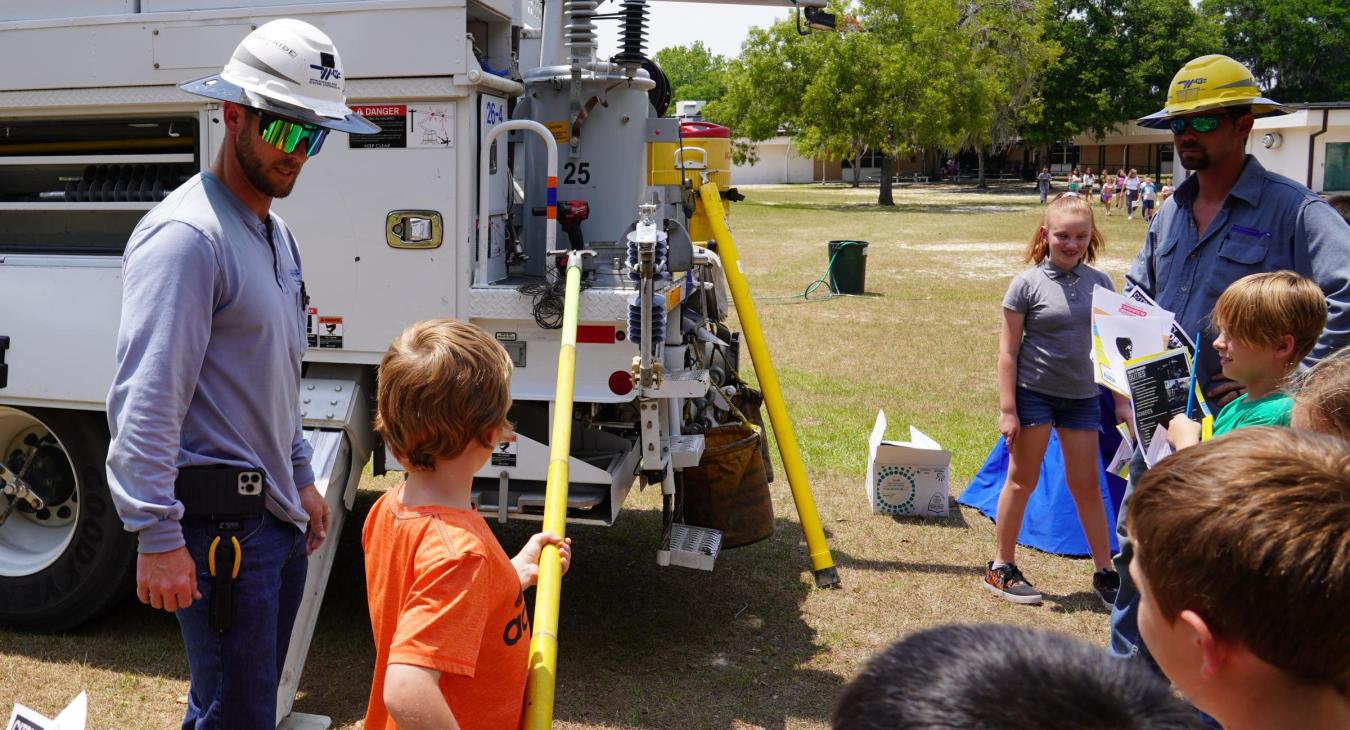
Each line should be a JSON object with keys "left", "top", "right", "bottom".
{"left": 657, "top": 523, "right": 722, "bottom": 571}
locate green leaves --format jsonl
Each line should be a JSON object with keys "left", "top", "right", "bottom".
{"left": 652, "top": 42, "right": 730, "bottom": 107}
{"left": 1025, "top": 0, "right": 1221, "bottom": 143}
{"left": 1202, "top": 0, "right": 1350, "bottom": 102}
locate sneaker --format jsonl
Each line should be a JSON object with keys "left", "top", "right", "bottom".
{"left": 1093, "top": 569, "right": 1121, "bottom": 609}
{"left": 983, "top": 562, "right": 1043, "bottom": 604}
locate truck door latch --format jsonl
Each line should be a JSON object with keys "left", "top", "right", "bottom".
{"left": 0, "top": 336, "right": 8, "bottom": 389}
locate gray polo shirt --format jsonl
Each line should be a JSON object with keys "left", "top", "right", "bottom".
{"left": 1004, "top": 260, "right": 1114, "bottom": 399}
{"left": 107, "top": 171, "right": 315, "bottom": 554}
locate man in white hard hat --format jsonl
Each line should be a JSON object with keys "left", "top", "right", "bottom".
{"left": 106, "top": 19, "right": 377, "bottom": 728}
{"left": 1109, "top": 54, "right": 1350, "bottom": 666}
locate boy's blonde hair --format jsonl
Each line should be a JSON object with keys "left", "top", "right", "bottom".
{"left": 1024, "top": 193, "right": 1106, "bottom": 265}
{"left": 1294, "top": 348, "right": 1350, "bottom": 440}
{"left": 1128, "top": 427, "right": 1350, "bottom": 693}
{"left": 1210, "top": 271, "right": 1326, "bottom": 364}
{"left": 374, "top": 318, "right": 513, "bottom": 471}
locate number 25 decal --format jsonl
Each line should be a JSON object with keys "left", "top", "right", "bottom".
{"left": 563, "top": 161, "right": 591, "bottom": 185}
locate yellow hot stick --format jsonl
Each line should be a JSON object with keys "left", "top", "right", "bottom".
{"left": 696, "top": 181, "right": 839, "bottom": 588}
{"left": 524, "top": 251, "right": 584, "bottom": 728}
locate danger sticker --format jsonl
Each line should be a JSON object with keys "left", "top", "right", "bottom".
{"left": 350, "top": 104, "right": 408, "bottom": 149}
{"left": 348, "top": 104, "right": 454, "bottom": 149}
{"left": 318, "top": 316, "right": 344, "bottom": 349}
{"left": 491, "top": 439, "right": 517, "bottom": 467}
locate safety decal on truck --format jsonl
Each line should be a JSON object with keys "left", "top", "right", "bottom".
{"left": 349, "top": 104, "right": 454, "bottom": 149}
{"left": 491, "top": 439, "right": 517, "bottom": 467}
{"left": 317, "top": 316, "right": 344, "bottom": 349}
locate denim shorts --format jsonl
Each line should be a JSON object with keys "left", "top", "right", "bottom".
{"left": 1016, "top": 386, "right": 1100, "bottom": 430}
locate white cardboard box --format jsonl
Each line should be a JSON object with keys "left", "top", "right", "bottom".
{"left": 866, "top": 410, "right": 951, "bottom": 517}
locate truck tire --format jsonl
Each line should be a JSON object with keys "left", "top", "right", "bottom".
{"left": 0, "top": 407, "right": 136, "bottom": 631}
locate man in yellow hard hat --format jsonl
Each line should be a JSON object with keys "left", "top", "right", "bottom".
{"left": 1109, "top": 54, "right": 1350, "bottom": 665}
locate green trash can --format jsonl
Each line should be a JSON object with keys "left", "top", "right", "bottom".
{"left": 827, "top": 240, "right": 869, "bottom": 295}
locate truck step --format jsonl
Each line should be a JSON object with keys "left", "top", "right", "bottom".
{"left": 656, "top": 523, "right": 721, "bottom": 571}
{"left": 669, "top": 433, "right": 706, "bottom": 469}
{"left": 643, "top": 368, "right": 711, "bottom": 399}
{"left": 277, "top": 712, "right": 331, "bottom": 730}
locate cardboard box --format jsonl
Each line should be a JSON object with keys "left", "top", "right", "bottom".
{"left": 866, "top": 410, "right": 951, "bottom": 517}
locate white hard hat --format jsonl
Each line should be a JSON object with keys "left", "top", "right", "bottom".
{"left": 179, "top": 19, "right": 378, "bottom": 134}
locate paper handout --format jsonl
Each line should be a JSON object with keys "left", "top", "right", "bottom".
{"left": 7, "top": 692, "right": 86, "bottom": 730}
{"left": 1125, "top": 348, "right": 1193, "bottom": 460}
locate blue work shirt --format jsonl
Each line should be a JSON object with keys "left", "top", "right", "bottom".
{"left": 1127, "top": 156, "right": 1350, "bottom": 393}
{"left": 107, "top": 171, "right": 316, "bottom": 554}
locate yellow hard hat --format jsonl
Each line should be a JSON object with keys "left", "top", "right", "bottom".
{"left": 1137, "top": 54, "right": 1290, "bottom": 129}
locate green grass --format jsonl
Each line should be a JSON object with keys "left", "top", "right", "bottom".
{"left": 0, "top": 181, "right": 1154, "bottom": 729}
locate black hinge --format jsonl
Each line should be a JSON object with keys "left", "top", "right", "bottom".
{"left": 0, "top": 336, "right": 8, "bottom": 389}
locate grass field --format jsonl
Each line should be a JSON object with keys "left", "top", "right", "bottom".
{"left": 0, "top": 182, "right": 1152, "bottom": 728}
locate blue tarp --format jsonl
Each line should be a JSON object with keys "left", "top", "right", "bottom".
{"left": 957, "top": 388, "right": 1129, "bottom": 557}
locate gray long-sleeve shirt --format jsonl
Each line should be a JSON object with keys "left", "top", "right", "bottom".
{"left": 1127, "top": 156, "right": 1350, "bottom": 394}
{"left": 107, "top": 171, "right": 315, "bottom": 554}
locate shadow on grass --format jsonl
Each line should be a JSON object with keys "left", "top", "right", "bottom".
{"left": 0, "top": 497, "right": 847, "bottom": 729}
{"left": 834, "top": 551, "right": 977, "bottom": 578}
{"left": 511, "top": 510, "right": 846, "bottom": 729}
{"left": 888, "top": 504, "right": 971, "bottom": 530}
{"left": 1045, "top": 591, "right": 1113, "bottom": 616}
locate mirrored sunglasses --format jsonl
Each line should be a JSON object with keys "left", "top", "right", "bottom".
{"left": 254, "top": 109, "right": 329, "bottom": 157}
{"left": 1169, "top": 115, "right": 1223, "bottom": 135}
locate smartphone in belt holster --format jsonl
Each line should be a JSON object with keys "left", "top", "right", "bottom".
{"left": 175, "top": 467, "right": 266, "bottom": 632}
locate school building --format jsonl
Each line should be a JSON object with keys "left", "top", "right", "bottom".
{"left": 1069, "top": 102, "right": 1350, "bottom": 193}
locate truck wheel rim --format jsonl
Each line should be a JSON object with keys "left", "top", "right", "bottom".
{"left": 0, "top": 409, "right": 80, "bottom": 577}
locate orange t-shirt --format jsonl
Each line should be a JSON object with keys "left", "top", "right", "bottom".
{"left": 362, "top": 486, "right": 530, "bottom": 730}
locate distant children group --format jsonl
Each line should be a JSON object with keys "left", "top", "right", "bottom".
{"left": 1055, "top": 166, "right": 1170, "bottom": 220}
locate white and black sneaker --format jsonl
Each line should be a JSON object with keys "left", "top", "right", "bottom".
{"left": 1093, "top": 569, "right": 1121, "bottom": 610}
{"left": 983, "top": 562, "right": 1043, "bottom": 605}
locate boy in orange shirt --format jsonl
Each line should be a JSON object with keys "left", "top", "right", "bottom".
{"left": 363, "top": 318, "right": 573, "bottom": 730}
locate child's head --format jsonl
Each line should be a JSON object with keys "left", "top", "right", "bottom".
{"left": 1293, "top": 349, "right": 1350, "bottom": 439}
{"left": 1127, "top": 428, "right": 1350, "bottom": 710}
{"left": 374, "top": 318, "right": 514, "bottom": 471}
{"left": 1024, "top": 193, "right": 1105, "bottom": 267}
{"left": 832, "top": 623, "right": 1201, "bottom": 730}
{"left": 1129, "top": 168, "right": 1138, "bottom": 176}
{"left": 1328, "top": 194, "right": 1350, "bottom": 224}
{"left": 1210, "top": 271, "right": 1326, "bottom": 383}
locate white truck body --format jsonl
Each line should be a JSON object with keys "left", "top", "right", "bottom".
{"left": 0, "top": 0, "right": 797, "bottom": 724}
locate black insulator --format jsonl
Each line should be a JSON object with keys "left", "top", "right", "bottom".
{"left": 613, "top": 0, "right": 648, "bottom": 66}
{"left": 643, "top": 58, "right": 671, "bottom": 117}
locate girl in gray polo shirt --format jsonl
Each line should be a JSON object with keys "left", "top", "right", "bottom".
{"left": 986, "top": 193, "right": 1127, "bottom": 608}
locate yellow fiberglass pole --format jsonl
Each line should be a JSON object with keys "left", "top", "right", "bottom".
{"left": 524, "top": 250, "right": 585, "bottom": 729}
{"left": 696, "top": 181, "right": 839, "bottom": 588}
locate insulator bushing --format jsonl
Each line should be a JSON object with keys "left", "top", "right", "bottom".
{"left": 614, "top": 0, "right": 649, "bottom": 66}
{"left": 563, "top": 0, "right": 599, "bottom": 54}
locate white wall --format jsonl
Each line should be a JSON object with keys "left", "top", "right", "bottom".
{"left": 732, "top": 137, "right": 815, "bottom": 185}
{"left": 1245, "top": 108, "right": 1349, "bottom": 192}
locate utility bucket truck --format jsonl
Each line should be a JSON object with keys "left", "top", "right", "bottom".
{"left": 0, "top": 0, "right": 836, "bottom": 725}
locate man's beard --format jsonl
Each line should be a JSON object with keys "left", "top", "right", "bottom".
{"left": 235, "top": 127, "right": 299, "bottom": 198}
{"left": 1177, "top": 145, "right": 1210, "bottom": 171}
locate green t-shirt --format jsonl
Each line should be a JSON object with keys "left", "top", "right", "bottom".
{"left": 1212, "top": 392, "right": 1292, "bottom": 436}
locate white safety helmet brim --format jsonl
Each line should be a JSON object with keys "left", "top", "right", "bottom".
{"left": 180, "top": 74, "right": 379, "bottom": 134}
{"left": 179, "top": 19, "right": 378, "bottom": 135}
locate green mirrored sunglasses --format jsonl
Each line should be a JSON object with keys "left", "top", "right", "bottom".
{"left": 1169, "top": 115, "right": 1223, "bottom": 135}
{"left": 253, "top": 109, "right": 329, "bottom": 156}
